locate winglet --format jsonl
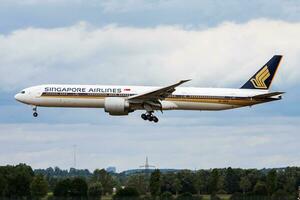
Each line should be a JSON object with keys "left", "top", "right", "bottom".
{"left": 241, "top": 55, "right": 282, "bottom": 90}
{"left": 179, "top": 79, "right": 192, "bottom": 84}
{"left": 173, "top": 79, "right": 192, "bottom": 88}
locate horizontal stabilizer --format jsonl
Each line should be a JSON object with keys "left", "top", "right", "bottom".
{"left": 252, "top": 92, "right": 285, "bottom": 99}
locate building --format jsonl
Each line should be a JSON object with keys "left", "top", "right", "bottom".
{"left": 106, "top": 166, "right": 116, "bottom": 173}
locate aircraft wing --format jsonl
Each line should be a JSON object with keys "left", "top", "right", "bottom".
{"left": 128, "top": 79, "right": 191, "bottom": 101}
{"left": 252, "top": 92, "right": 285, "bottom": 99}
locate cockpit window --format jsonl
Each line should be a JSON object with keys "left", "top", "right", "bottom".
{"left": 21, "top": 91, "right": 25, "bottom": 94}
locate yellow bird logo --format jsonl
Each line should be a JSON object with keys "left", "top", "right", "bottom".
{"left": 250, "top": 66, "right": 270, "bottom": 89}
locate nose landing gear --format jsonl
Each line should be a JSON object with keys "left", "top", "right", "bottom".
{"left": 32, "top": 106, "right": 38, "bottom": 117}
{"left": 141, "top": 112, "right": 159, "bottom": 123}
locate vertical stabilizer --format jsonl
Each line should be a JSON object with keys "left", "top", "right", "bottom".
{"left": 241, "top": 55, "right": 282, "bottom": 90}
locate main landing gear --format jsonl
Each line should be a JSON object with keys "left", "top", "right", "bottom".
{"left": 141, "top": 111, "right": 159, "bottom": 123}
{"left": 32, "top": 106, "right": 38, "bottom": 117}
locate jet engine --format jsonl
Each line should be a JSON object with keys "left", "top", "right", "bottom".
{"left": 104, "top": 97, "right": 131, "bottom": 115}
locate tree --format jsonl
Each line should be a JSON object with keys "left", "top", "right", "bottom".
{"left": 194, "top": 172, "right": 202, "bottom": 195}
{"left": 161, "top": 173, "right": 177, "bottom": 195}
{"left": 210, "top": 194, "right": 221, "bottom": 200}
{"left": 253, "top": 181, "right": 268, "bottom": 196}
{"left": 0, "top": 175, "right": 6, "bottom": 197}
{"left": 284, "top": 176, "right": 296, "bottom": 193}
{"left": 266, "top": 169, "right": 277, "bottom": 196}
{"left": 247, "top": 169, "right": 262, "bottom": 191}
{"left": 160, "top": 191, "right": 174, "bottom": 200}
{"left": 195, "top": 170, "right": 209, "bottom": 194}
{"left": 5, "top": 164, "right": 34, "bottom": 198}
{"left": 239, "top": 176, "right": 251, "bottom": 194}
{"left": 93, "top": 169, "right": 114, "bottom": 195}
{"left": 176, "top": 170, "right": 196, "bottom": 194}
{"left": 113, "top": 187, "right": 139, "bottom": 200}
{"left": 53, "top": 178, "right": 72, "bottom": 197}
{"left": 217, "top": 175, "right": 225, "bottom": 193}
{"left": 70, "top": 177, "right": 88, "bottom": 198}
{"left": 271, "top": 189, "right": 290, "bottom": 200}
{"left": 126, "top": 174, "right": 148, "bottom": 195}
{"left": 30, "top": 174, "right": 48, "bottom": 199}
{"left": 149, "top": 169, "right": 161, "bottom": 196}
{"left": 177, "top": 192, "right": 193, "bottom": 200}
{"left": 172, "top": 178, "right": 182, "bottom": 196}
{"left": 88, "top": 182, "right": 103, "bottom": 199}
{"left": 208, "top": 169, "right": 219, "bottom": 194}
{"left": 229, "top": 192, "right": 243, "bottom": 200}
{"left": 224, "top": 167, "right": 239, "bottom": 194}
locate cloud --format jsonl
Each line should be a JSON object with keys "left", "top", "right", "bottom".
{"left": 99, "top": 0, "right": 157, "bottom": 13}
{"left": 0, "top": 19, "right": 299, "bottom": 92}
{"left": 0, "top": 116, "right": 299, "bottom": 171}
{"left": 1, "top": 1, "right": 300, "bottom": 35}
{"left": 0, "top": 0, "right": 83, "bottom": 5}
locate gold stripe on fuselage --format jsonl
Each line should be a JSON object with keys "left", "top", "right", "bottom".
{"left": 41, "top": 93, "right": 263, "bottom": 107}
{"left": 164, "top": 97, "right": 259, "bottom": 106}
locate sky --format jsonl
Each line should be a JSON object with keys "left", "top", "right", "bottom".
{"left": 0, "top": 0, "right": 300, "bottom": 172}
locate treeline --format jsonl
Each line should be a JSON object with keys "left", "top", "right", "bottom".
{"left": 146, "top": 168, "right": 299, "bottom": 200}
{"left": 0, "top": 164, "right": 115, "bottom": 199}
{"left": 0, "top": 164, "right": 299, "bottom": 200}
{"left": 35, "top": 167, "right": 92, "bottom": 178}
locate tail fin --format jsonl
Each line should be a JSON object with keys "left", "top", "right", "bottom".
{"left": 241, "top": 55, "right": 282, "bottom": 90}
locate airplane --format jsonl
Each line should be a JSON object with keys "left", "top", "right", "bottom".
{"left": 15, "top": 55, "right": 284, "bottom": 123}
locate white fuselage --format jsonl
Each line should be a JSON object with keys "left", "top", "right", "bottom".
{"left": 15, "top": 84, "right": 269, "bottom": 111}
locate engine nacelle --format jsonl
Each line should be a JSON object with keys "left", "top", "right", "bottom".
{"left": 104, "top": 97, "right": 130, "bottom": 116}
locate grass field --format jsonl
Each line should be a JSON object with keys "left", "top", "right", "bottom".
{"left": 102, "top": 196, "right": 113, "bottom": 200}
{"left": 101, "top": 194, "right": 232, "bottom": 200}
{"left": 46, "top": 193, "right": 231, "bottom": 200}
{"left": 202, "top": 194, "right": 231, "bottom": 200}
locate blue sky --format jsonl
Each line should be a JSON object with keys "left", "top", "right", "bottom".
{"left": 0, "top": 0, "right": 300, "bottom": 171}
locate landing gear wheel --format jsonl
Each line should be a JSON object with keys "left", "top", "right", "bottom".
{"left": 142, "top": 111, "right": 159, "bottom": 123}
{"left": 146, "top": 114, "right": 152, "bottom": 121}
{"left": 148, "top": 116, "right": 154, "bottom": 121}
{"left": 32, "top": 106, "right": 38, "bottom": 118}
{"left": 141, "top": 114, "right": 147, "bottom": 120}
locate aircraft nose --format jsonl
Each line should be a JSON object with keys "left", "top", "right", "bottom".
{"left": 14, "top": 93, "right": 21, "bottom": 101}
{"left": 14, "top": 93, "right": 26, "bottom": 103}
